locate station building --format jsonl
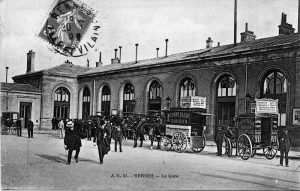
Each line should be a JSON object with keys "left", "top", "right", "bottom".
{"left": 1, "top": 15, "right": 300, "bottom": 147}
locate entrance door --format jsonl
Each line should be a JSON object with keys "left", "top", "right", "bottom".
{"left": 217, "top": 102, "right": 235, "bottom": 126}
{"left": 261, "top": 118, "right": 271, "bottom": 145}
{"left": 20, "top": 102, "right": 32, "bottom": 128}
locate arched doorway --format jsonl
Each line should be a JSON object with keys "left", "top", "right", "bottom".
{"left": 260, "top": 70, "right": 287, "bottom": 127}
{"left": 82, "top": 87, "right": 91, "bottom": 118}
{"left": 216, "top": 75, "right": 236, "bottom": 126}
{"left": 148, "top": 80, "right": 161, "bottom": 111}
{"left": 54, "top": 87, "right": 70, "bottom": 119}
{"left": 123, "top": 83, "right": 135, "bottom": 117}
{"left": 101, "top": 85, "right": 111, "bottom": 117}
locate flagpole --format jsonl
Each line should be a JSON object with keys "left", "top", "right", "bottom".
{"left": 234, "top": 0, "right": 237, "bottom": 45}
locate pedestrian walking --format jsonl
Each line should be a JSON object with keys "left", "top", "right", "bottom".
{"left": 27, "top": 119, "right": 34, "bottom": 138}
{"left": 215, "top": 126, "right": 226, "bottom": 156}
{"left": 58, "top": 118, "right": 65, "bottom": 139}
{"left": 279, "top": 127, "right": 293, "bottom": 167}
{"left": 133, "top": 117, "right": 146, "bottom": 148}
{"left": 16, "top": 118, "right": 22, "bottom": 137}
{"left": 64, "top": 120, "right": 82, "bottom": 165}
{"left": 95, "top": 120, "right": 110, "bottom": 165}
{"left": 86, "top": 119, "right": 92, "bottom": 141}
{"left": 113, "top": 124, "right": 122, "bottom": 152}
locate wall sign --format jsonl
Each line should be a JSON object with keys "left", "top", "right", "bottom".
{"left": 255, "top": 98, "right": 278, "bottom": 115}
{"left": 292, "top": 108, "right": 300, "bottom": 125}
{"left": 180, "top": 96, "right": 206, "bottom": 109}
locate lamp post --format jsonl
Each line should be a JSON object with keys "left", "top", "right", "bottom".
{"left": 5, "top": 66, "right": 9, "bottom": 83}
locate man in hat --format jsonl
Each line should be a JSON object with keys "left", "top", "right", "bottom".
{"left": 27, "top": 119, "right": 34, "bottom": 138}
{"left": 64, "top": 119, "right": 82, "bottom": 165}
{"left": 215, "top": 126, "right": 226, "bottom": 156}
{"left": 279, "top": 127, "right": 292, "bottom": 167}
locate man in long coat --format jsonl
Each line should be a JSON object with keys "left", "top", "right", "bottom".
{"left": 64, "top": 120, "right": 82, "bottom": 165}
{"left": 27, "top": 119, "right": 34, "bottom": 138}
{"left": 96, "top": 120, "right": 110, "bottom": 165}
{"left": 215, "top": 126, "right": 226, "bottom": 156}
{"left": 279, "top": 128, "right": 293, "bottom": 167}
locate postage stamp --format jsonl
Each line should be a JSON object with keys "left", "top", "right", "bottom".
{"left": 38, "top": 0, "right": 97, "bottom": 57}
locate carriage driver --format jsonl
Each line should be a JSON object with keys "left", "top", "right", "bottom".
{"left": 215, "top": 126, "right": 227, "bottom": 156}
{"left": 133, "top": 117, "right": 146, "bottom": 148}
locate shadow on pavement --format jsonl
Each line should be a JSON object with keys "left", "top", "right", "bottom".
{"left": 58, "top": 154, "right": 99, "bottom": 164}
{"left": 36, "top": 154, "right": 67, "bottom": 163}
{"left": 218, "top": 170, "right": 299, "bottom": 184}
{"left": 190, "top": 171, "right": 293, "bottom": 190}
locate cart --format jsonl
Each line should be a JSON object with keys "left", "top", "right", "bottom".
{"left": 160, "top": 108, "right": 212, "bottom": 153}
{"left": 225, "top": 99, "right": 279, "bottom": 160}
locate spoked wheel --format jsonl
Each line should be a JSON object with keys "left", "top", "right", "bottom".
{"left": 237, "top": 134, "right": 252, "bottom": 160}
{"left": 224, "top": 138, "right": 232, "bottom": 157}
{"left": 172, "top": 131, "right": 187, "bottom": 153}
{"left": 1, "top": 125, "right": 9, "bottom": 135}
{"left": 191, "top": 135, "right": 206, "bottom": 153}
{"left": 161, "top": 136, "right": 173, "bottom": 151}
{"left": 10, "top": 125, "right": 17, "bottom": 135}
{"left": 263, "top": 140, "right": 278, "bottom": 160}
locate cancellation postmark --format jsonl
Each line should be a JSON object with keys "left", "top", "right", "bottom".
{"left": 38, "top": 0, "right": 99, "bottom": 57}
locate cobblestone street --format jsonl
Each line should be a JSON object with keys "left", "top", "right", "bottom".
{"left": 1, "top": 131, "right": 300, "bottom": 190}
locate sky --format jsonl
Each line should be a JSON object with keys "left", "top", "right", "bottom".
{"left": 0, "top": 0, "right": 298, "bottom": 83}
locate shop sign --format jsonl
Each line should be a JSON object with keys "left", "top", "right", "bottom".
{"left": 180, "top": 96, "right": 206, "bottom": 109}
{"left": 255, "top": 98, "right": 278, "bottom": 114}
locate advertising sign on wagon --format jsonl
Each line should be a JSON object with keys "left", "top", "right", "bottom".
{"left": 255, "top": 98, "right": 278, "bottom": 115}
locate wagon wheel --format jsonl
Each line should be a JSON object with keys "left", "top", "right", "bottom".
{"left": 263, "top": 140, "right": 278, "bottom": 160}
{"left": 237, "top": 134, "right": 252, "bottom": 160}
{"left": 224, "top": 138, "right": 232, "bottom": 157}
{"left": 10, "top": 125, "right": 17, "bottom": 135}
{"left": 191, "top": 135, "right": 206, "bottom": 153}
{"left": 161, "top": 136, "right": 173, "bottom": 151}
{"left": 172, "top": 131, "right": 187, "bottom": 153}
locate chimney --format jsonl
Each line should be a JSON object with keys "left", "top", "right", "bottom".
{"left": 111, "top": 49, "right": 120, "bottom": 64}
{"left": 96, "top": 52, "right": 102, "bottom": 67}
{"left": 156, "top": 48, "right": 159, "bottom": 58}
{"left": 135, "top": 43, "right": 138, "bottom": 63}
{"left": 217, "top": 42, "right": 220, "bottom": 47}
{"left": 26, "top": 50, "right": 35, "bottom": 73}
{"left": 278, "top": 12, "right": 295, "bottom": 35}
{"left": 87, "top": 59, "right": 90, "bottom": 67}
{"left": 240, "top": 23, "right": 256, "bottom": 42}
{"left": 119, "top": 46, "right": 122, "bottom": 63}
{"left": 165, "top": 39, "right": 168, "bottom": 57}
{"left": 206, "top": 37, "right": 213, "bottom": 48}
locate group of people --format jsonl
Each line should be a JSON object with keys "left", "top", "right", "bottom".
{"left": 63, "top": 117, "right": 124, "bottom": 165}
{"left": 11, "top": 118, "right": 33, "bottom": 138}
{"left": 214, "top": 126, "right": 293, "bottom": 167}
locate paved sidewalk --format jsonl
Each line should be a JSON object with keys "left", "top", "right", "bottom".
{"left": 23, "top": 129, "right": 300, "bottom": 160}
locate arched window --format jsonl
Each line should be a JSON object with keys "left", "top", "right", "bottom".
{"left": 216, "top": 75, "right": 236, "bottom": 126}
{"left": 261, "top": 70, "right": 287, "bottom": 126}
{"left": 54, "top": 87, "right": 70, "bottom": 119}
{"left": 262, "top": 71, "right": 287, "bottom": 95}
{"left": 123, "top": 83, "right": 135, "bottom": 117}
{"left": 148, "top": 81, "right": 161, "bottom": 111}
{"left": 82, "top": 87, "right": 90, "bottom": 118}
{"left": 180, "top": 78, "right": 195, "bottom": 98}
{"left": 101, "top": 85, "right": 111, "bottom": 117}
{"left": 217, "top": 75, "right": 236, "bottom": 97}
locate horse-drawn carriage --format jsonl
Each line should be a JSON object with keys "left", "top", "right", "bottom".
{"left": 160, "top": 108, "right": 212, "bottom": 153}
{"left": 224, "top": 99, "right": 279, "bottom": 160}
